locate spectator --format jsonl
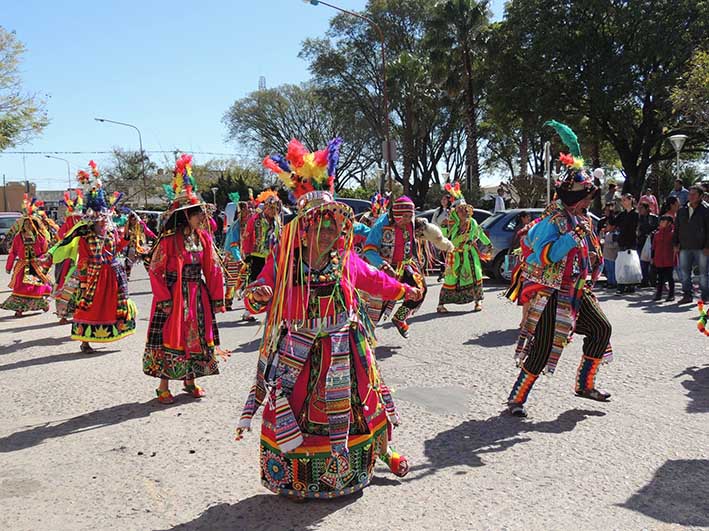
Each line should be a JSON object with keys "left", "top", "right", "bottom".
{"left": 668, "top": 179, "right": 689, "bottom": 206}
{"left": 494, "top": 186, "right": 506, "bottom": 213}
{"left": 639, "top": 187, "right": 659, "bottom": 215}
{"left": 591, "top": 172, "right": 603, "bottom": 216}
{"left": 603, "top": 180, "right": 622, "bottom": 211}
{"left": 637, "top": 202, "right": 658, "bottom": 287}
{"left": 659, "top": 196, "right": 681, "bottom": 219}
{"left": 599, "top": 204, "right": 618, "bottom": 289}
{"left": 614, "top": 194, "right": 639, "bottom": 294}
{"left": 652, "top": 215, "right": 676, "bottom": 302}
{"left": 673, "top": 186, "right": 709, "bottom": 304}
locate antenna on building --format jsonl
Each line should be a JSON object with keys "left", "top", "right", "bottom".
{"left": 258, "top": 76, "right": 266, "bottom": 91}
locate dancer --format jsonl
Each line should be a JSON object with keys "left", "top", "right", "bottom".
{"left": 143, "top": 154, "right": 227, "bottom": 404}
{"left": 240, "top": 189, "right": 281, "bottom": 321}
{"left": 223, "top": 194, "right": 245, "bottom": 310}
{"left": 437, "top": 183, "right": 492, "bottom": 313}
{"left": 363, "top": 196, "right": 428, "bottom": 338}
{"left": 121, "top": 210, "right": 156, "bottom": 279}
{"left": 506, "top": 121, "right": 612, "bottom": 418}
{"left": 236, "top": 138, "right": 423, "bottom": 499}
{"left": 1, "top": 196, "right": 53, "bottom": 317}
{"left": 65, "top": 161, "right": 137, "bottom": 352}
{"left": 51, "top": 190, "right": 84, "bottom": 323}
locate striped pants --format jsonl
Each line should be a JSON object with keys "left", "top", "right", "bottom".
{"left": 509, "top": 290, "right": 612, "bottom": 404}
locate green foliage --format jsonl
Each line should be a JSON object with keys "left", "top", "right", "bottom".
{"left": 672, "top": 49, "right": 709, "bottom": 131}
{"left": 0, "top": 27, "right": 49, "bottom": 150}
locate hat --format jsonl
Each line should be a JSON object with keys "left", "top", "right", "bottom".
{"left": 79, "top": 161, "right": 123, "bottom": 219}
{"left": 369, "top": 192, "right": 390, "bottom": 217}
{"left": 263, "top": 138, "right": 353, "bottom": 231}
{"left": 444, "top": 182, "right": 473, "bottom": 212}
{"left": 544, "top": 120, "right": 598, "bottom": 206}
{"left": 163, "top": 154, "right": 204, "bottom": 221}
{"left": 63, "top": 189, "right": 84, "bottom": 216}
{"left": 391, "top": 196, "right": 415, "bottom": 220}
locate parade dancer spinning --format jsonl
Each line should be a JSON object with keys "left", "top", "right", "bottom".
{"left": 52, "top": 190, "right": 84, "bottom": 323}
{"left": 437, "top": 182, "right": 492, "bottom": 313}
{"left": 236, "top": 138, "right": 423, "bottom": 499}
{"left": 143, "top": 155, "right": 228, "bottom": 403}
{"left": 505, "top": 121, "right": 613, "bottom": 418}
{"left": 1, "top": 195, "right": 53, "bottom": 317}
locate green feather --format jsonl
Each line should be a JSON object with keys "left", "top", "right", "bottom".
{"left": 544, "top": 120, "right": 582, "bottom": 157}
{"left": 228, "top": 192, "right": 240, "bottom": 203}
{"left": 162, "top": 184, "right": 175, "bottom": 201}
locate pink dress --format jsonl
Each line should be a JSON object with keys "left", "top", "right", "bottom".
{"left": 1, "top": 233, "right": 51, "bottom": 312}
{"left": 143, "top": 230, "right": 225, "bottom": 380}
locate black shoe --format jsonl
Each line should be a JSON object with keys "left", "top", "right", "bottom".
{"left": 677, "top": 295, "right": 693, "bottom": 305}
{"left": 653, "top": 292, "right": 662, "bottom": 301}
{"left": 666, "top": 294, "right": 675, "bottom": 302}
{"left": 508, "top": 402, "right": 527, "bottom": 417}
{"left": 575, "top": 388, "right": 611, "bottom": 402}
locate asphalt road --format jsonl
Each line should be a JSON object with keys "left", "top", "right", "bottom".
{"left": 0, "top": 260, "right": 707, "bottom": 531}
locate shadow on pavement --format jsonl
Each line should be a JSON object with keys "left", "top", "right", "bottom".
{"left": 375, "top": 345, "right": 401, "bottom": 360}
{"left": 0, "top": 399, "right": 181, "bottom": 453}
{"left": 229, "top": 337, "right": 262, "bottom": 355}
{"left": 675, "top": 365, "right": 709, "bottom": 414}
{"left": 1, "top": 336, "right": 72, "bottom": 356}
{"left": 620, "top": 459, "right": 709, "bottom": 527}
{"left": 465, "top": 328, "right": 519, "bottom": 348}
{"left": 408, "top": 408, "right": 606, "bottom": 480}
{"left": 0, "top": 349, "right": 118, "bottom": 372}
{"left": 160, "top": 492, "right": 361, "bottom": 531}
{"left": 0, "top": 320, "right": 66, "bottom": 334}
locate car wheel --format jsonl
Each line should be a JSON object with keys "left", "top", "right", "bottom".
{"left": 492, "top": 252, "right": 508, "bottom": 281}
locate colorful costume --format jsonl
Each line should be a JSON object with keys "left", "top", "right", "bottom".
{"left": 438, "top": 183, "right": 491, "bottom": 309}
{"left": 61, "top": 161, "right": 137, "bottom": 345}
{"left": 1, "top": 196, "right": 53, "bottom": 314}
{"left": 237, "top": 138, "right": 417, "bottom": 499}
{"left": 52, "top": 190, "right": 84, "bottom": 320}
{"left": 119, "top": 210, "right": 155, "bottom": 279}
{"left": 363, "top": 197, "right": 429, "bottom": 338}
{"left": 505, "top": 121, "right": 612, "bottom": 417}
{"left": 241, "top": 190, "right": 281, "bottom": 320}
{"left": 698, "top": 302, "right": 708, "bottom": 336}
{"left": 143, "top": 154, "right": 226, "bottom": 384}
{"left": 223, "top": 195, "right": 246, "bottom": 310}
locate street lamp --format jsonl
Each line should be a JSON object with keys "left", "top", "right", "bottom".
{"left": 44, "top": 155, "right": 72, "bottom": 190}
{"left": 95, "top": 117, "right": 148, "bottom": 207}
{"left": 303, "top": 0, "right": 394, "bottom": 192}
{"left": 211, "top": 187, "right": 219, "bottom": 205}
{"left": 668, "top": 134, "right": 689, "bottom": 179}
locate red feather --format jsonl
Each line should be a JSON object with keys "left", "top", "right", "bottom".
{"left": 286, "top": 139, "right": 307, "bottom": 168}
{"left": 313, "top": 148, "right": 328, "bottom": 168}
{"left": 559, "top": 153, "right": 575, "bottom": 167}
{"left": 262, "top": 156, "right": 284, "bottom": 175}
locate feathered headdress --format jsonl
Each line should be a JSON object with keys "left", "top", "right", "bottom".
{"left": 369, "top": 192, "right": 390, "bottom": 217}
{"left": 63, "top": 189, "right": 84, "bottom": 216}
{"left": 545, "top": 120, "right": 596, "bottom": 205}
{"left": 163, "top": 154, "right": 204, "bottom": 221}
{"left": 262, "top": 138, "right": 342, "bottom": 212}
{"left": 76, "top": 160, "right": 116, "bottom": 219}
{"left": 21, "top": 194, "right": 45, "bottom": 218}
{"left": 254, "top": 189, "right": 280, "bottom": 208}
{"left": 444, "top": 182, "right": 468, "bottom": 207}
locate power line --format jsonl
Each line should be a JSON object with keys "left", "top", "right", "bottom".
{"left": 0, "top": 150, "right": 240, "bottom": 156}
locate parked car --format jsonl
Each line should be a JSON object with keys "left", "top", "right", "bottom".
{"left": 0, "top": 212, "right": 21, "bottom": 254}
{"left": 416, "top": 207, "right": 492, "bottom": 226}
{"left": 481, "top": 208, "right": 599, "bottom": 280}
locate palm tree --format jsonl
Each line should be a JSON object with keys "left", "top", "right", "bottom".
{"left": 426, "top": 0, "right": 490, "bottom": 197}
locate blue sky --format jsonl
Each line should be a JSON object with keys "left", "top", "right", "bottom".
{"left": 1, "top": 0, "right": 504, "bottom": 190}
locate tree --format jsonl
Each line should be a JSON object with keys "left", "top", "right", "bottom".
{"left": 101, "top": 148, "right": 159, "bottom": 205}
{"left": 426, "top": 0, "right": 490, "bottom": 198}
{"left": 497, "top": 0, "right": 709, "bottom": 196}
{"left": 0, "top": 27, "right": 48, "bottom": 150}
{"left": 222, "top": 83, "right": 378, "bottom": 191}
{"left": 672, "top": 49, "right": 709, "bottom": 132}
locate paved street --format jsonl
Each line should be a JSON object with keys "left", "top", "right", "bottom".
{"left": 0, "top": 260, "right": 707, "bottom": 531}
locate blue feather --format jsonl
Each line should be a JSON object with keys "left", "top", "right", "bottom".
{"left": 271, "top": 155, "right": 291, "bottom": 173}
{"left": 327, "top": 137, "right": 343, "bottom": 176}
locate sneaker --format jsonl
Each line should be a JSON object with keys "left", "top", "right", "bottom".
{"left": 677, "top": 295, "right": 693, "bottom": 305}
{"left": 653, "top": 293, "right": 662, "bottom": 302}
{"left": 666, "top": 294, "right": 675, "bottom": 302}
{"left": 508, "top": 402, "right": 527, "bottom": 418}
{"left": 392, "top": 318, "right": 409, "bottom": 339}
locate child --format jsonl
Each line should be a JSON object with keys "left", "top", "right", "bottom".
{"left": 652, "top": 215, "right": 675, "bottom": 302}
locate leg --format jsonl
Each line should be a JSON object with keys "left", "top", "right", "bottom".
{"left": 507, "top": 293, "right": 558, "bottom": 415}
{"left": 573, "top": 292, "right": 612, "bottom": 400}
{"left": 379, "top": 446, "right": 409, "bottom": 478}
{"left": 654, "top": 267, "right": 664, "bottom": 300}
{"left": 679, "top": 249, "right": 695, "bottom": 302}
{"left": 666, "top": 267, "right": 675, "bottom": 300}
{"left": 699, "top": 252, "right": 709, "bottom": 302}
{"left": 605, "top": 259, "right": 616, "bottom": 288}
{"left": 156, "top": 378, "right": 174, "bottom": 404}
{"left": 183, "top": 377, "right": 206, "bottom": 398}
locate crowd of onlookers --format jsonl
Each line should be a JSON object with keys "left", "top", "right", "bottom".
{"left": 597, "top": 179, "right": 709, "bottom": 304}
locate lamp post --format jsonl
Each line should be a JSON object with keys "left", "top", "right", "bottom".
{"left": 303, "top": 0, "right": 394, "bottom": 192}
{"left": 44, "top": 155, "right": 72, "bottom": 190}
{"left": 543, "top": 141, "right": 552, "bottom": 205}
{"left": 95, "top": 117, "right": 148, "bottom": 207}
{"left": 668, "top": 134, "right": 688, "bottom": 179}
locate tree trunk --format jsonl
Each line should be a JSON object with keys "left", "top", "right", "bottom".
{"left": 463, "top": 52, "right": 480, "bottom": 198}
{"left": 519, "top": 128, "right": 529, "bottom": 178}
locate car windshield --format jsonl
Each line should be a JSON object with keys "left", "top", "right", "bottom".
{"left": 480, "top": 212, "right": 505, "bottom": 230}
{"left": 0, "top": 217, "right": 19, "bottom": 229}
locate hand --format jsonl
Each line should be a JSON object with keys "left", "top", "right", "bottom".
{"left": 162, "top": 304, "right": 172, "bottom": 315}
{"left": 250, "top": 285, "right": 273, "bottom": 302}
{"left": 589, "top": 251, "right": 599, "bottom": 267}
{"left": 380, "top": 262, "right": 396, "bottom": 277}
{"left": 234, "top": 426, "right": 250, "bottom": 441}
{"left": 405, "top": 286, "right": 424, "bottom": 302}
{"left": 215, "top": 304, "right": 226, "bottom": 314}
